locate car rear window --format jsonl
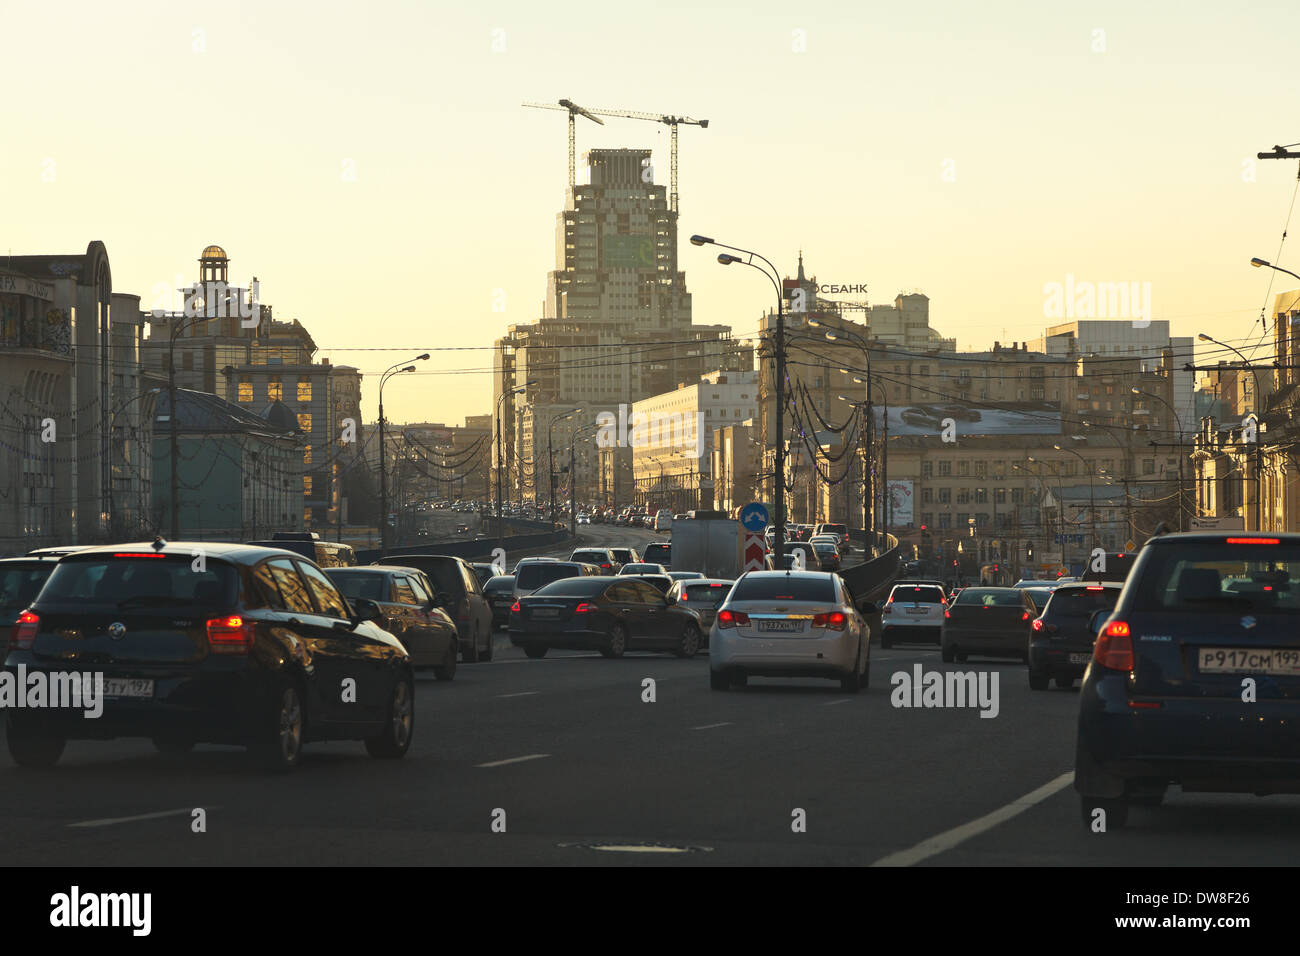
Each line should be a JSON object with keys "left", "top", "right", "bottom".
{"left": 1131, "top": 541, "right": 1300, "bottom": 613}
{"left": 483, "top": 576, "right": 515, "bottom": 594}
{"left": 531, "top": 577, "right": 608, "bottom": 597}
{"left": 894, "top": 585, "right": 945, "bottom": 604}
{"left": 955, "top": 588, "right": 1022, "bottom": 606}
{"left": 571, "top": 552, "right": 607, "bottom": 563}
{"left": 685, "top": 583, "right": 731, "bottom": 605}
{"left": 391, "top": 558, "right": 463, "bottom": 596}
{"left": 731, "top": 576, "right": 836, "bottom": 603}
{"left": 0, "top": 564, "right": 56, "bottom": 610}
{"left": 1045, "top": 587, "right": 1118, "bottom": 617}
{"left": 517, "top": 563, "right": 582, "bottom": 590}
{"left": 644, "top": 544, "right": 670, "bottom": 558}
{"left": 327, "top": 572, "right": 387, "bottom": 601}
{"left": 38, "top": 555, "right": 239, "bottom": 608}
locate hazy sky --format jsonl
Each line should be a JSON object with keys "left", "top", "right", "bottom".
{"left": 5, "top": 0, "right": 1300, "bottom": 424}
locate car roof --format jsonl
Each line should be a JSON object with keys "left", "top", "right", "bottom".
{"left": 743, "top": 570, "right": 833, "bottom": 581}
{"left": 60, "top": 541, "right": 291, "bottom": 564}
{"left": 0, "top": 555, "right": 63, "bottom": 564}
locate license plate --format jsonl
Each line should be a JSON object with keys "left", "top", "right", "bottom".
{"left": 103, "top": 678, "right": 154, "bottom": 699}
{"left": 533, "top": 608, "right": 559, "bottom": 618}
{"left": 906, "top": 607, "right": 928, "bottom": 615}
{"left": 1198, "top": 647, "right": 1300, "bottom": 676}
{"left": 1068, "top": 653, "right": 1091, "bottom": 664}
{"left": 757, "top": 620, "right": 803, "bottom": 633}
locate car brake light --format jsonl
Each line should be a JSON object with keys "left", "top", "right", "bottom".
{"left": 716, "top": 609, "right": 750, "bottom": 628}
{"left": 943, "top": 608, "right": 950, "bottom": 619}
{"left": 1094, "top": 620, "right": 1133, "bottom": 671}
{"left": 812, "top": 611, "right": 847, "bottom": 629}
{"left": 10, "top": 610, "right": 39, "bottom": 650}
{"left": 1031, "top": 618, "right": 1044, "bottom": 632}
{"left": 1085, "top": 586, "right": 1104, "bottom": 591}
{"left": 574, "top": 602, "right": 594, "bottom": 614}
{"left": 206, "top": 615, "right": 254, "bottom": 654}
{"left": 510, "top": 601, "right": 521, "bottom": 613}
{"left": 112, "top": 552, "right": 167, "bottom": 559}
{"left": 678, "top": 592, "right": 688, "bottom": 601}
{"left": 1226, "top": 537, "right": 1280, "bottom": 545}
{"left": 1021, "top": 610, "right": 1030, "bottom": 621}
{"left": 601, "top": 563, "right": 611, "bottom": 569}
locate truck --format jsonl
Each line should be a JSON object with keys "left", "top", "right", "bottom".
{"left": 668, "top": 517, "right": 743, "bottom": 579}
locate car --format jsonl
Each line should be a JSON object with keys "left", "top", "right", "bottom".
{"left": 939, "top": 586, "right": 1035, "bottom": 663}
{"left": 1022, "top": 586, "right": 1056, "bottom": 613}
{"left": 324, "top": 566, "right": 460, "bottom": 678}
{"left": 783, "top": 541, "right": 820, "bottom": 571}
{"left": 618, "top": 562, "right": 667, "bottom": 575}
{"left": 654, "top": 509, "right": 673, "bottom": 532}
{"left": 1073, "top": 532, "right": 1300, "bottom": 829}
{"left": 455, "top": 524, "right": 470, "bottom": 535}
{"left": 380, "top": 554, "right": 496, "bottom": 662}
{"left": 939, "top": 404, "right": 981, "bottom": 422}
{"left": 509, "top": 575, "right": 703, "bottom": 659}
{"left": 24, "top": 546, "right": 92, "bottom": 558}
{"left": 666, "top": 570, "right": 705, "bottom": 582}
{"left": 608, "top": 547, "right": 641, "bottom": 567}
{"left": 0, "top": 556, "right": 65, "bottom": 633}
{"left": 469, "top": 563, "right": 497, "bottom": 587}
{"left": 1027, "top": 582, "right": 1122, "bottom": 690}
{"left": 765, "top": 552, "right": 800, "bottom": 571}
{"left": 811, "top": 541, "right": 841, "bottom": 572}
{"left": 577, "top": 514, "right": 591, "bottom": 525}
{"left": 4, "top": 542, "right": 415, "bottom": 770}
{"left": 482, "top": 574, "right": 516, "bottom": 629}
{"left": 642, "top": 542, "right": 671, "bottom": 567}
{"left": 880, "top": 583, "right": 947, "bottom": 647}
{"left": 900, "top": 406, "right": 944, "bottom": 429}
{"left": 709, "top": 571, "right": 870, "bottom": 693}
{"left": 569, "top": 548, "right": 621, "bottom": 574}
{"left": 245, "top": 532, "right": 357, "bottom": 568}
{"left": 666, "top": 578, "right": 734, "bottom": 636}
{"left": 813, "top": 523, "right": 850, "bottom": 550}
{"left": 513, "top": 559, "right": 602, "bottom": 601}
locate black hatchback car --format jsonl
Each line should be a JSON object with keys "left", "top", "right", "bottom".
{"left": 5, "top": 542, "right": 415, "bottom": 771}
{"left": 1027, "top": 583, "right": 1121, "bottom": 690}
{"left": 1075, "top": 532, "right": 1300, "bottom": 828}
{"left": 509, "top": 576, "right": 703, "bottom": 659}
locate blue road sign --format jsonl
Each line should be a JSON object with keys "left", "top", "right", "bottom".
{"left": 739, "top": 502, "right": 770, "bottom": 533}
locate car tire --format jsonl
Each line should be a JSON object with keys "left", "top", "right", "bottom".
{"left": 251, "top": 681, "right": 305, "bottom": 772}
{"left": 366, "top": 671, "right": 415, "bottom": 759}
{"left": 710, "top": 670, "right": 730, "bottom": 691}
{"left": 152, "top": 735, "right": 196, "bottom": 755}
{"left": 605, "top": 623, "right": 627, "bottom": 659}
{"left": 839, "top": 665, "right": 862, "bottom": 694}
{"left": 1028, "top": 670, "right": 1050, "bottom": 691}
{"left": 524, "top": 645, "right": 548, "bottom": 659}
{"left": 941, "top": 644, "right": 955, "bottom": 663}
{"left": 433, "top": 643, "right": 458, "bottom": 681}
{"left": 6, "top": 712, "right": 66, "bottom": 769}
{"left": 674, "top": 623, "right": 700, "bottom": 658}
{"left": 1055, "top": 675, "right": 1074, "bottom": 689}
{"left": 1079, "top": 795, "right": 1128, "bottom": 830}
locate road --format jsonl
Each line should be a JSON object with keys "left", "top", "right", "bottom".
{"left": 3, "top": 541, "right": 1298, "bottom": 865}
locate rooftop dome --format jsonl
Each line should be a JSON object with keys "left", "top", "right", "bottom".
{"left": 200, "top": 244, "right": 228, "bottom": 260}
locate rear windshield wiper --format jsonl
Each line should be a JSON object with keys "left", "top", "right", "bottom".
{"left": 116, "top": 595, "right": 181, "bottom": 609}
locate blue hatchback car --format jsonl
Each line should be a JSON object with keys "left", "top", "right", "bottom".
{"left": 1075, "top": 532, "right": 1300, "bottom": 828}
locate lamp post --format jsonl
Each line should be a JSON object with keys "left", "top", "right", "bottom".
{"left": 692, "top": 234, "right": 787, "bottom": 561}
{"left": 1053, "top": 442, "right": 1097, "bottom": 552}
{"left": 1131, "top": 386, "right": 1188, "bottom": 531}
{"left": 570, "top": 420, "right": 599, "bottom": 539}
{"left": 1198, "top": 331, "right": 1264, "bottom": 529}
{"left": 379, "top": 354, "right": 430, "bottom": 555}
{"left": 548, "top": 408, "right": 578, "bottom": 528}
{"left": 496, "top": 379, "right": 537, "bottom": 557}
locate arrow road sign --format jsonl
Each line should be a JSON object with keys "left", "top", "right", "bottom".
{"left": 739, "top": 502, "right": 770, "bottom": 533}
{"left": 743, "top": 532, "right": 766, "bottom": 572}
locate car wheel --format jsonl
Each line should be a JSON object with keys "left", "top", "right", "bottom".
{"left": 251, "top": 681, "right": 305, "bottom": 772}
{"left": 524, "top": 645, "right": 548, "bottom": 659}
{"left": 1055, "top": 675, "right": 1074, "bottom": 689}
{"left": 674, "top": 623, "right": 700, "bottom": 658}
{"left": 433, "top": 643, "right": 458, "bottom": 681}
{"left": 1028, "top": 669, "right": 1049, "bottom": 691}
{"left": 152, "top": 735, "right": 196, "bottom": 755}
{"left": 6, "top": 712, "right": 65, "bottom": 769}
{"left": 941, "top": 644, "right": 955, "bottom": 663}
{"left": 839, "top": 666, "right": 862, "bottom": 694}
{"left": 1079, "top": 795, "right": 1128, "bottom": 830}
{"left": 710, "top": 670, "right": 730, "bottom": 691}
{"left": 605, "top": 623, "right": 627, "bottom": 659}
{"left": 366, "top": 671, "right": 415, "bottom": 759}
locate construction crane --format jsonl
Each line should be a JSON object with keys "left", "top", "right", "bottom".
{"left": 522, "top": 99, "right": 605, "bottom": 191}
{"left": 522, "top": 100, "right": 708, "bottom": 213}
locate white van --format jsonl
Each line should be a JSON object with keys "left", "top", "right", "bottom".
{"left": 654, "top": 509, "right": 673, "bottom": 532}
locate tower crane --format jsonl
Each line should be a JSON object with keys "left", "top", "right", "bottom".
{"left": 522, "top": 99, "right": 605, "bottom": 191}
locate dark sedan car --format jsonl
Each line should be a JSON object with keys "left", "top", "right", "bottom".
{"left": 940, "top": 587, "right": 1035, "bottom": 662}
{"left": 1027, "top": 583, "right": 1121, "bottom": 690}
{"left": 509, "top": 576, "right": 703, "bottom": 659}
{"left": 619, "top": 573, "right": 674, "bottom": 595}
{"left": 482, "top": 574, "right": 516, "bottom": 629}
{"left": 1075, "top": 532, "right": 1300, "bottom": 829}
{"left": 324, "top": 566, "right": 459, "bottom": 678}
{"left": 5, "top": 542, "right": 415, "bottom": 771}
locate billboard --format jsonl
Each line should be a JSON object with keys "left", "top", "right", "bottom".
{"left": 602, "top": 234, "right": 655, "bottom": 269}
{"left": 883, "top": 478, "right": 914, "bottom": 526}
{"left": 876, "top": 401, "right": 1061, "bottom": 437}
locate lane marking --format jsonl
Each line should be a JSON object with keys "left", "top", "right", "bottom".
{"left": 476, "top": 753, "right": 551, "bottom": 768}
{"left": 496, "top": 691, "right": 538, "bottom": 698}
{"left": 691, "top": 722, "right": 732, "bottom": 730}
{"left": 870, "top": 772, "right": 1074, "bottom": 867}
{"left": 69, "top": 807, "right": 208, "bottom": 829}
{"left": 824, "top": 698, "right": 853, "bottom": 706}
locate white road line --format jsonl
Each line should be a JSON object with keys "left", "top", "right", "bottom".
{"left": 476, "top": 753, "right": 551, "bottom": 768}
{"left": 824, "top": 698, "right": 853, "bottom": 706}
{"left": 69, "top": 807, "right": 206, "bottom": 829}
{"left": 495, "top": 691, "right": 538, "bottom": 698}
{"left": 691, "top": 722, "right": 732, "bottom": 730}
{"left": 870, "top": 772, "right": 1074, "bottom": 867}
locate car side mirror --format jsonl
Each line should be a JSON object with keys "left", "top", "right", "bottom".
{"left": 351, "top": 597, "right": 381, "bottom": 627}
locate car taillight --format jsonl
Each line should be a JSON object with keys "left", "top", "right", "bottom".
{"left": 1226, "top": 537, "right": 1280, "bottom": 545}
{"left": 510, "top": 601, "right": 521, "bottom": 613}
{"left": 812, "top": 611, "right": 847, "bottom": 629}
{"left": 574, "top": 602, "right": 594, "bottom": 614}
{"left": 206, "top": 615, "right": 254, "bottom": 654}
{"left": 10, "top": 610, "right": 39, "bottom": 650}
{"left": 716, "top": 609, "right": 750, "bottom": 629}
{"left": 678, "top": 592, "right": 688, "bottom": 601}
{"left": 943, "top": 609, "right": 950, "bottom": 619}
{"left": 1031, "top": 618, "right": 1044, "bottom": 632}
{"left": 1093, "top": 621, "right": 1133, "bottom": 671}
{"left": 1021, "top": 610, "right": 1031, "bottom": 621}
{"left": 601, "top": 563, "right": 611, "bottom": 570}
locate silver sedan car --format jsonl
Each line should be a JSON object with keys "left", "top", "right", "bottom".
{"left": 709, "top": 571, "right": 870, "bottom": 693}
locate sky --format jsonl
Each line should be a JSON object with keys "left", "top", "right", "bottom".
{"left": 5, "top": 0, "right": 1300, "bottom": 425}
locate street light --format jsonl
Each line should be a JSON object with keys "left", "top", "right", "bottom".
{"left": 1198, "top": 331, "right": 1264, "bottom": 528}
{"left": 569, "top": 420, "right": 600, "bottom": 539}
{"left": 548, "top": 408, "right": 579, "bottom": 528}
{"left": 693, "top": 233, "right": 788, "bottom": 561}
{"left": 1250, "top": 257, "right": 1300, "bottom": 283}
{"left": 1054, "top": 442, "right": 1097, "bottom": 553}
{"left": 496, "top": 378, "right": 538, "bottom": 557}
{"left": 379, "top": 353, "right": 430, "bottom": 555}
{"left": 1131, "top": 385, "right": 1188, "bottom": 531}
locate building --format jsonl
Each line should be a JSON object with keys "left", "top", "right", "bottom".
{"left": 865, "top": 293, "right": 955, "bottom": 352}
{"left": 711, "top": 422, "right": 759, "bottom": 516}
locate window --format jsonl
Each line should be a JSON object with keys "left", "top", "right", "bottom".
{"left": 303, "top": 445, "right": 312, "bottom": 466}
{"left": 938, "top": 514, "right": 951, "bottom": 529}
{"left": 297, "top": 413, "right": 311, "bottom": 433}
{"left": 303, "top": 476, "right": 313, "bottom": 495}
{"left": 957, "top": 461, "right": 970, "bottom": 477}
{"left": 1012, "top": 488, "right": 1024, "bottom": 504}
{"left": 938, "top": 488, "right": 952, "bottom": 503}
{"left": 938, "top": 461, "right": 952, "bottom": 476}
{"left": 974, "top": 488, "right": 988, "bottom": 503}
{"left": 297, "top": 561, "right": 350, "bottom": 618}
{"left": 237, "top": 378, "right": 253, "bottom": 403}
{"left": 297, "top": 378, "right": 312, "bottom": 402}
{"left": 974, "top": 461, "right": 987, "bottom": 478}
{"left": 1143, "top": 459, "right": 1155, "bottom": 475}
{"left": 922, "top": 461, "right": 933, "bottom": 479}
{"left": 922, "top": 488, "right": 933, "bottom": 504}
{"left": 263, "top": 559, "right": 316, "bottom": 614}
{"left": 956, "top": 489, "right": 970, "bottom": 504}
{"left": 268, "top": 376, "right": 283, "bottom": 401}
{"left": 392, "top": 577, "right": 417, "bottom": 606}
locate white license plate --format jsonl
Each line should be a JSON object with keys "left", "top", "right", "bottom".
{"left": 104, "top": 678, "right": 154, "bottom": 699}
{"left": 533, "top": 608, "right": 559, "bottom": 618}
{"left": 906, "top": 607, "right": 928, "bottom": 615}
{"left": 1198, "top": 647, "right": 1300, "bottom": 676}
{"left": 1068, "top": 653, "right": 1091, "bottom": 664}
{"left": 757, "top": 620, "right": 803, "bottom": 633}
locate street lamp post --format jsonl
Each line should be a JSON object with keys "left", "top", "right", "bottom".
{"left": 570, "top": 421, "right": 599, "bottom": 540}
{"left": 1131, "top": 386, "right": 1188, "bottom": 531}
{"left": 1053, "top": 442, "right": 1097, "bottom": 553}
{"left": 496, "top": 379, "right": 537, "bottom": 558}
{"left": 1198, "top": 331, "right": 1264, "bottom": 529}
{"left": 548, "top": 408, "right": 578, "bottom": 529}
{"left": 379, "top": 354, "right": 430, "bottom": 556}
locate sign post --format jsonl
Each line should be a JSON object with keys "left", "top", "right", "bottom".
{"left": 739, "top": 502, "right": 770, "bottom": 573}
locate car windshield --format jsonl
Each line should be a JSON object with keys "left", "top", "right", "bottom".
{"left": 1046, "top": 586, "right": 1119, "bottom": 617}
{"left": 531, "top": 577, "right": 608, "bottom": 597}
{"left": 0, "top": 564, "right": 56, "bottom": 610}
{"left": 38, "top": 556, "right": 239, "bottom": 608}
{"left": 517, "top": 563, "right": 582, "bottom": 590}
{"left": 956, "top": 588, "right": 1022, "bottom": 606}
{"left": 731, "top": 576, "right": 836, "bottom": 603}
{"left": 893, "top": 585, "right": 945, "bottom": 604}
{"left": 1131, "top": 541, "right": 1300, "bottom": 612}
{"left": 684, "top": 583, "right": 732, "bottom": 605}
{"left": 326, "top": 572, "right": 388, "bottom": 601}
